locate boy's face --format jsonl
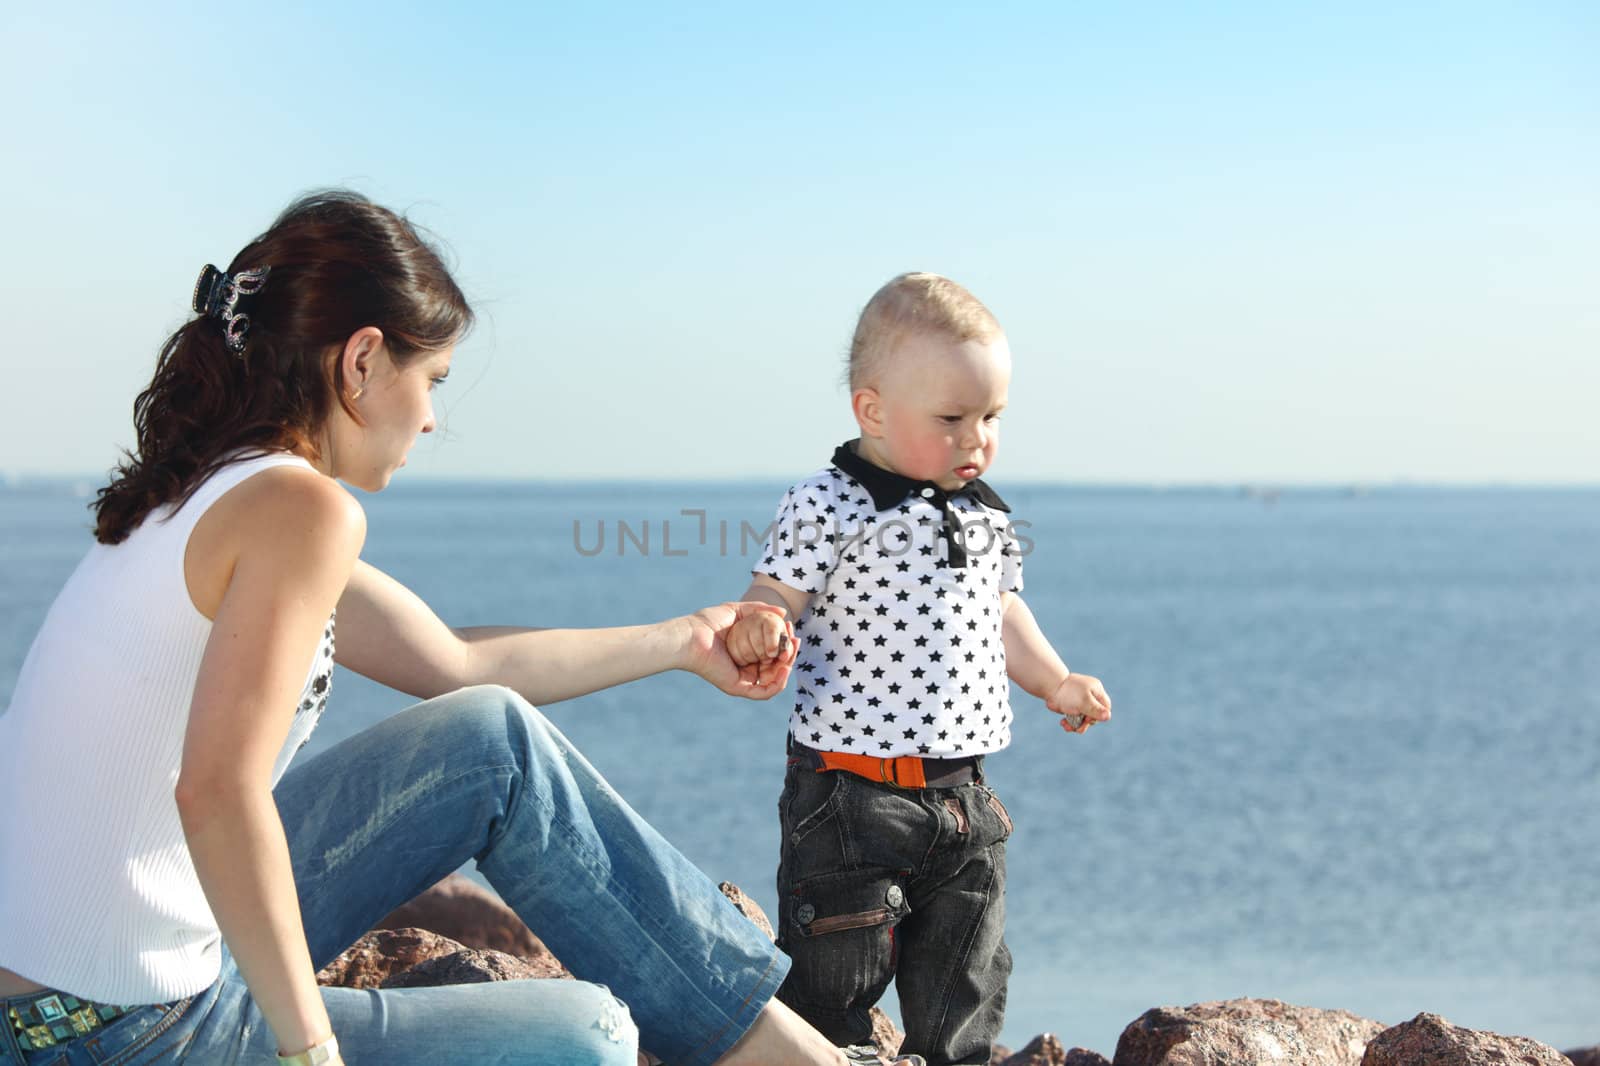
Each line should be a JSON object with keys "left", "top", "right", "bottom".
{"left": 855, "top": 331, "right": 1011, "bottom": 492}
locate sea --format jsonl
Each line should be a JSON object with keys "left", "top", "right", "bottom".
{"left": 3, "top": 477, "right": 1597, "bottom": 1056}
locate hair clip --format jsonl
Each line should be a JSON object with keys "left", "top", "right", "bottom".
{"left": 191, "top": 263, "right": 272, "bottom": 354}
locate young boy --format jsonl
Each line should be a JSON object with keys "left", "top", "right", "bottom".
{"left": 724, "top": 274, "right": 1112, "bottom": 1066}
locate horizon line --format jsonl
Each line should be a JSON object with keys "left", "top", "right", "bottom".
{"left": 4, "top": 471, "right": 1598, "bottom": 492}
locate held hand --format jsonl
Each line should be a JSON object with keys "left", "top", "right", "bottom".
{"left": 1046, "top": 672, "right": 1112, "bottom": 734}
{"left": 726, "top": 610, "right": 791, "bottom": 669}
{"left": 681, "top": 601, "right": 798, "bottom": 699}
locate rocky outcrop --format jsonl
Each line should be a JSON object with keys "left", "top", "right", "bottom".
{"left": 1113, "top": 998, "right": 1385, "bottom": 1066}
{"left": 377, "top": 873, "right": 547, "bottom": 957}
{"left": 719, "top": 880, "right": 775, "bottom": 942}
{"left": 1361, "top": 1013, "right": 1574, "bottom": 1066}
{"left": 320, "top": 879, "right": 1592, "bottom": 1066}
{"left": 992, "top": 1033, "right": 1111, "bottom": 1065}
{"left": 1062, "top": 1049, "right": 1112, "bottom": 1066}
{"left": 317, "top": 927, "right": 469, "bottom": 989}
{"left": 870, "top": 1007, "right": 905, "bottom": 1057}
{"left": 381, "top": 945, "right": 566, "bottom": 987}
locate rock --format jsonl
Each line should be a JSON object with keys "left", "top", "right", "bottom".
{"left": 1565, "top": 1048, "right": 1600, "bottom": 1066}
{"left": 381, "top": 946, "right": 567, "bottom": 987}
{"left": 1064, "top": 1050, "right": 1113, "bottom": 1066}
{"left": 1114, "top": 998, "right": 1385, "bottom": 1066}
{"left": 377, "top": 873, "right": 546, "bottom": 957}
{"left": 994, "top": 1032, "right": 1110, "bottom": 1065}
{"left": 318, "top": 923, "right": 574, "bottom": 990}
{"left": 317, "top": 928, "right": 468, "bottom": 989}
{"left": 1361, "top": 1013, "right": 1574, "bottom": 1066}
{"left": 871, "top": 1007, "right": 904, "bottom": 1057}
{"left": 719, "top": 881, "right": 775, "bottom": 942}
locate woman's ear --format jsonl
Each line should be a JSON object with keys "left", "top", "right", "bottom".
{"left": 852, "top": 387, "right": 884, "bottom": 438}
{"left": 340, "top": 326, "right": 386, "bottom": 397}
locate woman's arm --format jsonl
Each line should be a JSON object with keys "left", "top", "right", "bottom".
{"left": 176, "top": 474, "right": 367, "bottom": 1061}
{"left": 335, "top": 559, "right": 795, "bottom": 704}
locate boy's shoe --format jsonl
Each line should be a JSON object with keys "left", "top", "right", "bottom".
{"left": 840, "top": 1046, "right": 927, "bottom": 1066}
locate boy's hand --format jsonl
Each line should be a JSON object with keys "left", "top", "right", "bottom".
{"left": 1047, "top": 672, "right": 1112, "bottom": 734}
{"left": 727, "top": 610, "right": 791, "bottom": 670}
{"left": 681, "top": 602, "right": 798, "bottom": 698}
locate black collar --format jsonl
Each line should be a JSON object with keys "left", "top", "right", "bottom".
{"left": 830, "top": 440, "right": 1011, "bottom": 513}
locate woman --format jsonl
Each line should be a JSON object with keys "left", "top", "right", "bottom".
{"left": 0, "top": 191, "right": 917, "bottom": 1066}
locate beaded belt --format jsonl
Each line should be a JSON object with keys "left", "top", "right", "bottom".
{"left": 5, "top": 990, "right": 129, "bottom": 1052}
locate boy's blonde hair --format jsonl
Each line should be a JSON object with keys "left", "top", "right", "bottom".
{"left": 846, "top": 272, "right": 1003, "bottom": 390}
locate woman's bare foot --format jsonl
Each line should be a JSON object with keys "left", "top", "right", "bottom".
{"left": 713, "top": 998, "right": 847, "bottom": 1066}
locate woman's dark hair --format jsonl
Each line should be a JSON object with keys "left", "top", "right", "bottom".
{"left": 93, "top": 189, "right": 473, "bottom": 544}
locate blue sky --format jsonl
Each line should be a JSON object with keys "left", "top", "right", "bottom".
{"left": 2, "top": 2, "right": 1596, "bottom": 483}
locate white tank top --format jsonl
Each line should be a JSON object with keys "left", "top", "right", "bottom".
{"left": 0, "top": 450, "right": 338, "bottom": 1004}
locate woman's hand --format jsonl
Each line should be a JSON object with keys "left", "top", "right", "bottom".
{"left": 679, "top": 602, "right": 798, "bottom": 698}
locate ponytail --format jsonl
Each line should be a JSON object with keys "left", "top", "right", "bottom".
{"left": 92, "top": 190, "right": 473, "bottom": 544}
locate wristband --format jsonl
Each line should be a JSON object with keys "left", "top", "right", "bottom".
{"left": 277, "top": 1034, "right": 339, "bottom": 1065}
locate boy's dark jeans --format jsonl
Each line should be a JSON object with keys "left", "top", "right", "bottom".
{"left": 774, "top": 753, "right": 1014, "bottom": 1066}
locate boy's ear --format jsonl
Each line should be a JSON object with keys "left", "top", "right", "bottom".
{"left": 851, "top": 387, "right": 883, "bottom": 437}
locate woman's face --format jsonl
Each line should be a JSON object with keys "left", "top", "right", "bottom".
{"left": 325, "top": 337, "right": 452, "bottom": 491}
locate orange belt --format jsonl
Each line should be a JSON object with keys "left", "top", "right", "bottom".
{"left": 789, "top": 741, "right": 982, "bottom": 790}
{"left": 814, "top": 749, "right": 931, "bottom": 789}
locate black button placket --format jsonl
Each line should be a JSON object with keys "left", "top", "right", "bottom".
{"left": 917, "top": 485, "right": 970, "bottom": 568}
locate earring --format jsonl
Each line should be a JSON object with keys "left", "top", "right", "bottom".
{"left": 350, "top": 388, "right": 364, "bottom": 401}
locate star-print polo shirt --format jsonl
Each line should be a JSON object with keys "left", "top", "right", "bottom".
{"left": 755, "top": 441, "right": 1025, "bottom": 759}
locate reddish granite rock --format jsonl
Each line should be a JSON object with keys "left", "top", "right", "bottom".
{"left": 1114, "top": 998, "right": 1385, "bottom": 1066}
{"left": 328, "top": 875, "right": 912, "bottom": 1066}
{"left": 870, "top": 1007, "right": 905, "bottom": 1057}
{"left": 381, "top": 946, "right": 566, "bottom": 987}
{"left": 1565, "top": 1048, "right": 1600, "bottom": 1066}
{"left": 317, "top": 928, "right": 467, "bottom": 989}
{"left": 377, "top": 873, "right": 546, "bottom": 957}
{"left": 1361, "top": 1013, "right": 1573, "bottom": 1066}
{"left": 993, "top": 1032, "right": 1110, "bottom": 1065}
{"left": 1063, "top": 1050, "right": 1112, "bottom": 1066}
{"left": 719, "top": 881, "right": 775, "bottom": 942}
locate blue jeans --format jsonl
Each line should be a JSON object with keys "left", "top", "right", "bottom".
{"left": 1, "top": 686, "right": 788, "bottom": 1065}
